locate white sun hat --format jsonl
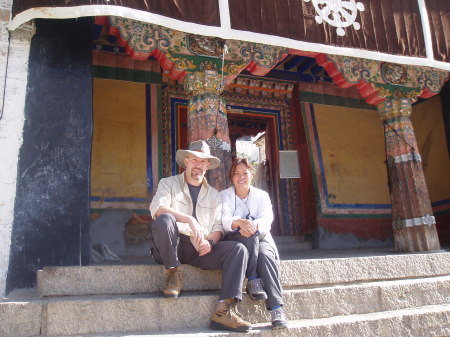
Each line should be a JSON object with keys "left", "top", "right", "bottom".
{"left": 175, "top": 140, "right": 221, "bottom": 169}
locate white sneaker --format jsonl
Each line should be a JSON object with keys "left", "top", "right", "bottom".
{"left": 270, "top": 307, "right": 287, "bottom": 330}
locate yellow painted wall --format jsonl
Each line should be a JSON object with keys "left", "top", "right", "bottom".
{"left": 412, "top": 96, "right": 450, "bottom": 202}
{"left": 314, "top": 104, "right": 390, "bottom": 204}
{"left": 91, "top": 78, "right": 148, "bottom": 198}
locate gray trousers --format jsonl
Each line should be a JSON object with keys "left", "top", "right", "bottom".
{"left": 224, "top": 231, "right": 284, "bottom": 310}
{"left": 149, "top": 213, "right": 248, "bottom": 301}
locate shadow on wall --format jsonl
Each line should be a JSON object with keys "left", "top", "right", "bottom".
{"left": 90, "top": 210, "right": 151, "bottom": 262}
{"left": 317, "top": 226, "right": 393, "bottom": 250}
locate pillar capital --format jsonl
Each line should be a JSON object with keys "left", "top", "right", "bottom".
{"left": 376, "top": 98, "right": 413, "bottom": 120}
{"left": 183, "top": 69, "right": 224, "bottom": 96}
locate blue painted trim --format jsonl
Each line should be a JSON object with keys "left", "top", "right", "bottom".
{"left": 326, "top": 203, "right": 392, "bottom": 209}
{"left": 284, "top": 56, "right": 306, "bottom": 70}
{"left": 90, "top": 196, "right": 148, "bottom": 202}
{"left": 298, "top": 58, "right": 316, "bottom": 73}
{"left": 146, "top": 84, "right": 153, "bottom": 193}
{"left": 310, "top": 64, "right": 323, "bottom": 75}
{"left": 432, "top": 199, "right": 450, "bottom": 207}
{"left": 309, "top": 103, "right": 392, "bottom": 210}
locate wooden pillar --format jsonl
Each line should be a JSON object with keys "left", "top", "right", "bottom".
{"left": 184, "top": 69, "right": 231, "bottom": 190}
{"left": 377, "top": 98, "right": 441, "bottom": 252}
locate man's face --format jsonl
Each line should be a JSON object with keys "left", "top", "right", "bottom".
{"left": 184, "top": 154, "right": 210, "bottom": 183}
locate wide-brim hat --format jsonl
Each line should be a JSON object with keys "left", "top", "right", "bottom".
{"left": 176, "top": 140, "right": 221, "bottom": 170}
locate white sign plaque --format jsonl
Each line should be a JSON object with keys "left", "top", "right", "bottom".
{"left": 279, "top": 150, "right": 300, "bottom": 178}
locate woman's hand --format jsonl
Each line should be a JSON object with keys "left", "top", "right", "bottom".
{"left": 234, "top": 218, "right": 257, "bottom": 237}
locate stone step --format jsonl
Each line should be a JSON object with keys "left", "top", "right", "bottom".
{"left": 74, "top": 303, "right": 450, "bottom": 337}
{"left": 2, "top": 275, "right": 450, "bottom": 337}
{"left": 37, "top": 251, "right": 450, "bottom": 297}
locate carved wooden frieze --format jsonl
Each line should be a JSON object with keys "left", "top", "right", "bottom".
{"left": 102, "top": 16, "right": 288, "bottom": 81}
{"left": 317, "top": 53, "right": 449, "bottom": 105}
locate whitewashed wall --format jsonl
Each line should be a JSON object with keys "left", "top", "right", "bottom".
{"left": 0, "top": 0, "right": 33, "bottom": 297}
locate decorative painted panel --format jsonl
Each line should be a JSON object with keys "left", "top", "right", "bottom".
{"left": 317, "top": 54, "right": 450, "bottom": 105}
{"left": 97, "top": 16, "right": 289, "bottom": 82}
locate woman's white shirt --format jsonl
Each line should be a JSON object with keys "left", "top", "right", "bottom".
{"left": 219, "top": 185, "right": 274, "bottom": 234}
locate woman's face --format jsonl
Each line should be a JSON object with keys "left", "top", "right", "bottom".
{"left": 232, "top": 163, "right": 252, "bottom": 190}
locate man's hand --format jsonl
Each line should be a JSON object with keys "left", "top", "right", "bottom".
{"left": 188, "top": 216, "right": 204, "bottom": 245}
{"left": 197, "top": 239, "right": 212, "bottom": 256}
{"left": 234, "top": 218, "right": 257, "bottom": 237}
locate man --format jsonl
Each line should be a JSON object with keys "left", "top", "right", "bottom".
{"left": 149, "top": 140, "right": 252, "bottom": 332}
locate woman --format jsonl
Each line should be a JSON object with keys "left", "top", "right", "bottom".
{"left": 220, "top": 157, "right": 287, "bottom": 330}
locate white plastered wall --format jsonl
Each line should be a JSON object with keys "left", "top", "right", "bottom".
{"left": 0, "top": 0, "right": 33, "bottom": 297}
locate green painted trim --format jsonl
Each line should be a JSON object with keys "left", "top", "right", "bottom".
{"left": 376, "top": 83, "right": 421, "bottom": 95}
{"left": 93, "top": 65, "right": 162, "bottom": 84}
{"left": 170, "top": 52, "right": 244, "bottom": 76}
{"left": 93, "top": 65, "right": 116, "bottom": 80}
{"left": 299, "top": 92, "right": 376, "bottom": 110}
{"left": 435, "top": 208, "right": 450, "bottom": 216}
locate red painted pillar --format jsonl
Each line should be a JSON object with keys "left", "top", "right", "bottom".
{"left": 184, "top": 70, "right": 231, "bottom": 190}
{"left": 378, "top": 98, "right": 441, "bottom": 252}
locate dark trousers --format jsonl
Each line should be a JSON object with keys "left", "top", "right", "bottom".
{"left": 224, "top": 231, "right": 284, "bottom": 310}
{"left": 149, "top": 213, "right": 248, "bottom": 301}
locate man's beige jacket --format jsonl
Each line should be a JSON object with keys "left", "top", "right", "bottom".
{"left": 149, "top": 173, "right": 225, "bottom": 242}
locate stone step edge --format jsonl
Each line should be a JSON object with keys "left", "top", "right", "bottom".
{"left": 2, "top": 283, "right": 449, "bottom": 337}
{"left": 7, "top": 274, "right": 450, "bottom": 304}
{"left": 37, "top": 252, "right": 450, "bottom": 297}
{"left": 51, "top": 303, "right": 450, "bottom": 337}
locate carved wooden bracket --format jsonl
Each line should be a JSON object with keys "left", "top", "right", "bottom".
{"left": 316, "top": 54, "right": 449, "bottom": 106}
{"left": 96, "top": 16, "right": 289, "bottom": 82}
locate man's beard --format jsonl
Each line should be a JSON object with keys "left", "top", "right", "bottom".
{"left": 190, "top": 167, "right": 204, "bottom": 180}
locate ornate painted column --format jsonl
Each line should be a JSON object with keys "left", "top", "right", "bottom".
{"left": 101, "top": 17, "right": 289, "bottom": 189}
{"left": 184, "top": 69, "right": 231, "bottom": 190}
{"left": 317, "top": 54, "right": 449, "bottom": 253}
{"left": 377, "top": 95, "right": 440, "bottom": 252}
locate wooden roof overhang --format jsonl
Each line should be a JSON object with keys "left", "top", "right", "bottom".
{"left": 10, "top": 0, "right": 450, "bottom": 71}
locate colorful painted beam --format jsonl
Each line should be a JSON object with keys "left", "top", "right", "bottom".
{"left": 95, "top": 16, "right": 289, "bottom": 82}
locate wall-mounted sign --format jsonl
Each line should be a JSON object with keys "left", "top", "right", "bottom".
{"left": 279, "top": 150, "right": 300, "bottom": 178}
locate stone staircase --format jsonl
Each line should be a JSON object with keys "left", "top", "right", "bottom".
{"left": 1, "top": 249, "right": 450, "bottom": 337}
